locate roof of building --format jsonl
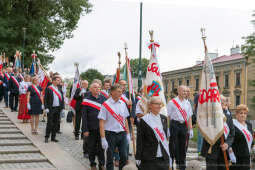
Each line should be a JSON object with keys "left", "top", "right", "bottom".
{"left": 195, "top": 53, "right": 244, "bottom": 67}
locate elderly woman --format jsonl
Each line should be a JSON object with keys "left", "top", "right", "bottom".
{"left": 135, "top": 96, "right": 171, "bottom": 170}
{"left": 229, "top": 104, "right": 254, "bottom": 170}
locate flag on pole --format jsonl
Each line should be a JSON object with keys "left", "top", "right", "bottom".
{"left": 0, "top": 53, "right": 3, "bottom": 71}
{"left": 29, "top": 62, "right": 35, "bottom": 75}
{"left": 142, "top": 31, "right": 167, "bottom": 115}
{"left": 197, "top": 28, "right": 225, "bottom": 152}
{"left": 37, "top": 63, "right": 50, "bottom": 95}
{"left": 69, "top": 63, "right": 80, "bottom": 113}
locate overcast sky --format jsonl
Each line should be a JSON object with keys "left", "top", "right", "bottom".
{"left": 49, "top": 0, "right": 255, "bottom": 78}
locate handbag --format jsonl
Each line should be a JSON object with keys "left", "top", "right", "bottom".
{"left": 66, "top": 110, "right": 73, "bottom": 123}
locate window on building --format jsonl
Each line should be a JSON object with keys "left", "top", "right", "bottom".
{"left": 224, "top": 74, "right": 229, "bottom": 88}
{"left": 216, "top": 76, "right": 219, "bottom": 86}
{"left": 235, "top": 95, "right": 240, "bottom": 106}
{"left": 171, "top": 80, "right": 175, "bottom": 91}
{"left": 235, "top": 72, "right": 241, "bottom": 87}
{"left": 186, "top": 79, "right": 190, "bottom": 86}
{"left": 178, "top": 80, "right": 182, "bottom": 86}
{"left": 164, "top": 80, "right": 168, "bottom": 93}
{"left": 195, "top": 78, "right": 199, "bottom": 91}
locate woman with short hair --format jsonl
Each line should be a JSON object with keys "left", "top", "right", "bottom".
{"left": 229, "top": 104, "right": 254, "bottom": 170}
{"left": 136, "top": 96, "right": 171, "bottom": 170}
{"left": 27, "top": 76, "right": 44, "bottom": 134}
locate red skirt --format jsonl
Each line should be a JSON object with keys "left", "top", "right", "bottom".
{"left": 18, "top": 94, "right": 31, "bottom": 120}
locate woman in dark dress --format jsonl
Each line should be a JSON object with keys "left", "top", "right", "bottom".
{"left": 27, "top": 76, "right": 44, "bottom": 134}
{"left": 229, "top": 104, "right": 254, "bottom": 170}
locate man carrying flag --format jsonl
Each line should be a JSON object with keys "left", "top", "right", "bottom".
{"left": 197, "top": 29, "right": 235, "bottom": 170}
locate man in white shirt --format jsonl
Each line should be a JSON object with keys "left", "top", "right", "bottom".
{"left": 167, "top": 85, "right": 193, "bottom": 170}
{"left": 98, "top": 84, "right": 131, "bottom": 170}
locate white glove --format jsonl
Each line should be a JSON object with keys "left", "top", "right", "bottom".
{"left": 27, "top": 103, "right": 31, "bottom": 110}
{"left": 79, "top": 88, "right": 86, "bottom": 96}
{"left": 8, "top": 91, "right": 10, "bottom": 96}
{"left": 136, "top": 160, "right": 141, "bottom": 166}
{"left": 3, "top": 83, "right": 6, "bottom": 87}
{"left": 189, "top": 129, "right": 193, "bottom": 139}
{"left": 167, "top": 128, "right": 170, "bottom": 138}
{"left": 41, "top": 104, "right": 45, "bottom": 110}
{"left": 126, "top": 133, "right": 131, "bottom": 144}
{"left": 45, "top": 109, "right": 49, "bottom": 114}
{"left": 101, "top": 137, "right": 108, "bottom": 150}
{"left": 229, "top": 151, "right": 236, "bottom": 163}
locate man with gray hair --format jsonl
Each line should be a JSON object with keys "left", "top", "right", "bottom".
{"left": 167, "top": 85, "right": 193, "bottom": 170}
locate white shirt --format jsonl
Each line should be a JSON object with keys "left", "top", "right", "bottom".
{"left": 51, "top": 85, "right": 61, "bottom": 107}
{"left": 150, "top": 113, "right": 164, "bottom": 157}
{"left": 167, "top": 96, "right": 193, "bottom": 123}
{"left": 19, "top": 81, "right": 30, "bottom": 94}
{"left": 98, "top": 97, "right": 129, "bottom": 133}
{"left": 135, "top": 100, "right": 144, "bottom": 122}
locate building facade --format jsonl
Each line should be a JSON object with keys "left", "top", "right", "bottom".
{"left": 162, "top": 46, "right": 255, "bottom": 119}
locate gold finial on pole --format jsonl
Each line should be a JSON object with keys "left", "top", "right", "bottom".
{"left": 124, "top": 42, "right": 128, "bottom": 57}
{"left": 117, "top": 52, "right": 121, "bottom": 69}
{"left": 149, "top": 30, "right": 154, "bottom": 42}
{"left": 74, "top": 62, "right": 79, "bottom": 67}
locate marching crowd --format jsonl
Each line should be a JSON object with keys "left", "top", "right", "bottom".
{"left": 0, "top": 65, "right": 254, "bottom": 170}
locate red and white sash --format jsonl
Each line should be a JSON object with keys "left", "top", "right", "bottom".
{"left": 31, "top": 85, "right": 41, "bottom": 100}
{"left": 233, "top": 119, "right": 253, "bottom": 152}
{"left": 102, "top": 101, "right": 127, "bottom": 131}
{"left": 100, "top": 90, "right": 109, "bottom": 99}
{"left": 142, "top": 113, "right": 172, "bottom": 167}
{"left": 48, "top": 86, "right": 62, "bottom": 102}
{"left": 82, "top": 99, "right": 101, "bottom": 111}
{"left": 136, "top": 96, "right": 141, "bottom": 101}
{"left": 4, "top": 73, "right": 10, "bottom": 80}
{"left": 120, "top": 94, "right": 131, "bottom": 108}
{"left": 223, "top": 122, "right": 230, "bottom": 139}
{"left": 172, "top": 98, "right": 188, "bottom": 128}
{"left": 11, "top": 76, "right": 19, "bottom": 88}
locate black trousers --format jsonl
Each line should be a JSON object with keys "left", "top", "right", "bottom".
{"left": 206, "top": 156, "right": 228, "bottom": 170}
{"left": 83, "top": 136, "right": 89, "bottom": 154}
{"left": 0, "top": 86, "right": 4, "bottom": 102}
{"left": 169, "top": 120, "right": 188, "bottom": 170}
{"left": 45, "top": 107, "right": 60, "bottom": 139}
{"left": 88, "top": 129, "right": 105, "bottom": 167}
{"left": 75, "top": 109, "right": 82, "bottom": 137}
{"left": 230, "top": 156, "right": 250, "bottom": 170}
{"left": 9, "top": 92, "right": 18, "bottom": 110}
{"left": 105, "top": 131, "right": 127, "bottom": 170}
{"left": 3, "top": 87, "right": 8, "bottom": 107}
{"left": 140, "top": 157, "right": 169, "bottom": 170}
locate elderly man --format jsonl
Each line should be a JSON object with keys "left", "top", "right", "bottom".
{"left": 73, "top": 80, "right": 89, "bottom": 140}
{"left": 167, "top": 85, "right": 193, "bottom": 170}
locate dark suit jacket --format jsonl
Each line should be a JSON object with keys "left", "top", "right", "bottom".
{"left": 232, "top": 121, "right": 253, "bottom": 158}
{"left": 44, "top": 86, "right": 64, "bottom": 111}
{"left": 136, "top": 114, "right": 169, "bottom": 161}
{"left": 8, "top": 76, "right": 21, "bottom": 94}
{"left": 73, "top": 88, "right": 88, "bottom": 112}
{"left": 201, "top": 109, "right": 235, "bottom": 159}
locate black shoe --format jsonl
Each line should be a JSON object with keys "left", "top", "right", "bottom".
{"left": 56, "top": 131, "right": 62, "bottom": 134}
{"left": 51, "top": 139, "right": 59, "bottom": 142}
{"left": 83, "top": 153, "right": 89, "bottom": 158}
{"left": 75, "top": 136, "right": 79, "bottom": 140}
{"left": 45, "top": 138, "right": 48, "bottom": 143}
{"left": 80, "top": 134, "right": 83, "bottom": 140}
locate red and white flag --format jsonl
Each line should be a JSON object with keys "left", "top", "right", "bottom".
{"left": 142, "top": 32, "right": 167, "bottom": 115}
{"left": 38, "top": 64, "right": 50, "bottom": 95}
{"left": 69, "top": 64, "right": 80, "bottom": 112}
{"left": 197, "top": 31, "right": 225, "bottom": 149}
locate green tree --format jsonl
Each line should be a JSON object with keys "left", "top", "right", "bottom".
{"left": 121, "top": 58, "right": 149, "bottom": 78}
{"left": 242, "top": 11, "right": 255, "bottom": 107}
{"left": 0, "top": 0, "right": 92, "bottom": 68}
{"left": 80, "top": 68, "right": 104, "bottom": 85}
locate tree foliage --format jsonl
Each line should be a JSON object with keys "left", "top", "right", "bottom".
{"left": 80, "top": 68, "right": 104, "bottom": 85}
{"left": 0, "top": 0, "right": 92, "bottom": 68}
{"left": 242, "top": 11, "right": 255, "bottom": 107}
{"left": 121, "top": 58, "right": 149, "bottom": 78}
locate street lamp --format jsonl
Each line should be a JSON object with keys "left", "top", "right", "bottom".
{"left": 22, "top": 27, "right": 27, "bottom": 72}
